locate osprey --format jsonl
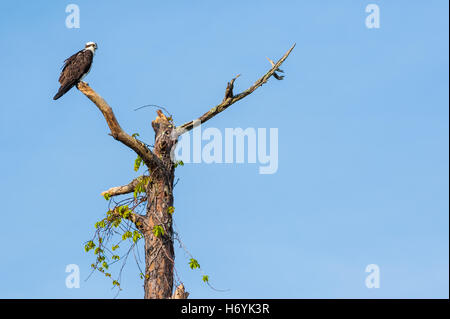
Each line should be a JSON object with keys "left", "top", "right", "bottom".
{"left": 53, "top": 42, "right": 98, "bottom": 100}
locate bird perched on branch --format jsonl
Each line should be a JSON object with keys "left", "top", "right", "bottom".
{"left": 53, "top": 42, "right": 98, "bottom": 100}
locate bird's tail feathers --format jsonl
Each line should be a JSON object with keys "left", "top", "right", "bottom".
{"left": 53, "top": 82, "right": 76, "bottom": 100}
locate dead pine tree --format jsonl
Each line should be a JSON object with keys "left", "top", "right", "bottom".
{"left": 74, "top": 44, "right": 295, "bottom": 299}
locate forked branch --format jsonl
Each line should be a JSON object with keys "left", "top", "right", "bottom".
{"left": 77, "top": 82, "right": 164, "bottom": 171}
{"left": 175, "top": 43, "right": 296, "bottom": 135}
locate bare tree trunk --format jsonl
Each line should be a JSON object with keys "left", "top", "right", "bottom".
{"left": 144, "top": 112, "right": 177, "bottom": 299}
{"left": 74, "top": 44, "right": 294, "bottom": 299}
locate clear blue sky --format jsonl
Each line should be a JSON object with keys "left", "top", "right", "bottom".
{"left": 0, "top": 1, "right": 448, "bottom": 298}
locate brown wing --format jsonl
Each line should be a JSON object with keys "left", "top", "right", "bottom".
{"left": 58, "top": 49, "right": 93, "bottom": 85}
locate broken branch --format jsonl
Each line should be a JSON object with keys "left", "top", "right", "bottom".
{"left": 171, "top": 283, "right": 189, "bottom": 299}
{"left": 101, "top": 176, "right": 150, "bottom": 198}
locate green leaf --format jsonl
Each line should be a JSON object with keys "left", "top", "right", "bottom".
{"left": 152, "top": 225, "right": 164, "bottom": 237}
{"left": 174, "top": 160, "right": 184, "bottom": 168}
{"left": 84, "top": 240, "right": 95, "bottom": 252}
{"left": 123, "top": 209, "right": 131, "bottom": 219}
{"left": 134, "top": 156, "right": 142, "bottom": 172}
{"left": 122, "top": 231, "right": 132, "bottom": 240}
{"left": 103, "top": 193, "right": 111, "bottom": 201}
{"left": 189, "top": 258, "right": 200, "bottom": 270}
{"left": 95, "top": 220, "right": 106, "bottom": 229}
{"left": 112, "top": 218, "right": 121, "bottom": 228}
{"left": 133, "top": 176, "right": 149, "bottom": 199}
{"left": 202, "top": 275, "right": 209, "bottom": 283}
{"left": 132, "top": 133, "right": 140, "bottom": 138}
{"left": 118, "top": 205, "right": 128, "bottom": 215}
{"left": 167, "top": 206, "right": 175, "bottom": 214}
{"left": 132, "top": 230, "right": 142, "bottom": 243}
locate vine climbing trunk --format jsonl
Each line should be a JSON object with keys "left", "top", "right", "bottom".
{"left": 143, "top": 111, "right": 177, "bottom": 299}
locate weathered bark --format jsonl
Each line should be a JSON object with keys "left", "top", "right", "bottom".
{"left": 143, "top": 111, "right": 177, "bottom": 299}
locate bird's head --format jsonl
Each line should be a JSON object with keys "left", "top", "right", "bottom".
{"left": 85, "top": 42, "right": 98, "bottom": 52}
